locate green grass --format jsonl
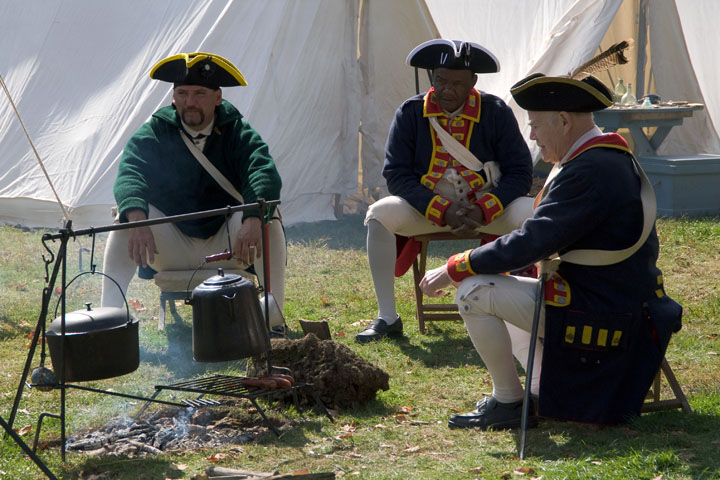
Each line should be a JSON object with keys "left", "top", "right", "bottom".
{"left": 1, "top": 216, "right": 719, "bottom": 479}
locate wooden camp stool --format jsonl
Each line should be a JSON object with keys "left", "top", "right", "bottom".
{"left": 641, "top": 357, "right": 692, "bottom": 413}
{"left": 153, "top": 269, "right": 252, "bottom": 330}
{"left": 411, "top": 231, "right": 492, "bottom": 333}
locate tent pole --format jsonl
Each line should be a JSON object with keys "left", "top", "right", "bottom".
{"left": 636, "top": 0, "right": 649, "bottom": 99}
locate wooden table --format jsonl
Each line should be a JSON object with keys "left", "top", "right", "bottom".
{"left": 594, "top": 104, "right": 704, "bottom": 156}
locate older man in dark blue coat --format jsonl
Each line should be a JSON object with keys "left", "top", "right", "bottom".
{"left": 421, "top": 73, "right": 682, "bottom": 428}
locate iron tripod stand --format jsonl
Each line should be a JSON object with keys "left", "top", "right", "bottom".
{"left": 4, "top": 200, "right": 278, "bottom": 478}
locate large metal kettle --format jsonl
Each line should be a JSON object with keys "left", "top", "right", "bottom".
{"left": 186, "top": 268, "right": 270, "bottom": 362}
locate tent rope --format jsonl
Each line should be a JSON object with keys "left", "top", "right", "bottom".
{"left": 0, "top": 72, "right": 70, "bottom": 222}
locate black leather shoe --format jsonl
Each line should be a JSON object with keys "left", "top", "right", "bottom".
{"left": 269, "top": 325, "right": 287, "bottom": 339}
{"left": 355, "top": 317, "right": 403, "bottom": 343}
{"left": 449, "top": 396, "right": 537, "bottom": 430}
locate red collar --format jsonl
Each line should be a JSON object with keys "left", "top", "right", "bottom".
{"left": 566, "top": 133, "right": 632, "bottom": 162}
{"left": 423, "top": 87, "right": 481, "bottom": 122}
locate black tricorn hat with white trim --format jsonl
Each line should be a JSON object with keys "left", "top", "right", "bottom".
{"left": 406, "top": 39, "right": 500, "bottom": 74}
{"left": 150, "top": 52, "right": 247, "bottom": 89}
{"left": 510, "top": 73, "right": 613, "bottom": 112}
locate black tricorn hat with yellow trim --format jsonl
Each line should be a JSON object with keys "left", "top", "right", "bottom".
{"left": 406, "top": 39, "right": 500, "bottom": 74}
{"left": 510, "top": 73, "right": 612, "bottom": 112}
{"left": 150, "top": 52, "right": 247, "bottom": 89}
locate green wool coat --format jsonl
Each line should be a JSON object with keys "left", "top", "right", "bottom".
{"left": 114, "top": 99, "right": 281, "bottom": 238}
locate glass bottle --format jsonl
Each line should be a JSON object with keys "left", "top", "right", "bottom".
{"left": 614, "top": 78, "right": 626, "bottom": 103}
{"left": 621, "top": 83, "right": 637, "bottom": 105}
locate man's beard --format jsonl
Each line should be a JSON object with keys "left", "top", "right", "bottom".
{"left": 181, "top": 108, "right": 206, "bottom": 128}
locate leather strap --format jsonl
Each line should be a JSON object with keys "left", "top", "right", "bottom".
{"left": 536, "top": 155, "right": 656, "bottom": 266}
{"left": 428, "top": 116, "right": 500, "bottom": 187}
{"left": 179, "top": 129, "right": 244, "bottom": 204}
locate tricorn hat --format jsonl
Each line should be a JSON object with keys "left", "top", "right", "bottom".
{"left": 510, "top": 73, "right": 613, "bottom": 112}
{"left": 406, "top": 39, "right": 500, "bottom": 74}
{"left": 150, "top": 52, "right": 247, "bottom": 89}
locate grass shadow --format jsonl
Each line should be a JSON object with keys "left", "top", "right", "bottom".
{"left": 393, "top": 328, "right": 484, "bottom": 369}
{"left": 512, "top": 409, "right": 720, "bottom": 477}
{"left": 285, "top": 214, "right": 367, "bottom": 251}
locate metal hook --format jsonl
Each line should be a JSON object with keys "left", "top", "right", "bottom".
{"left": 225, "top": 206, "right": 233, "bottom": 254}
{"left": 89, "top": 229, "right": 97, "bottom": 273}
{"left": 40, "top": 234, "right": 55, "bottom": 283}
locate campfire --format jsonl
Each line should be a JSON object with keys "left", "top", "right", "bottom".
{"left": 66, "top": 402, "right": 270, "bottom": 457}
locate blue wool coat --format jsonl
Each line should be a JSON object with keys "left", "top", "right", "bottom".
{"left": 383, "top": 91, "right": 532, "bottom": 217}
{"left": 461, "top": 138, "right": 682, "bottom": 423}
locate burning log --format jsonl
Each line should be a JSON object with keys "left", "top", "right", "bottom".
{"left": 205, "top": 466, "right": 335, "bottom": 479}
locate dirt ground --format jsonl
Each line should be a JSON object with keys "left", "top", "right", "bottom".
{"left": 247, "top": 334, "right": 390, "bottom": 410}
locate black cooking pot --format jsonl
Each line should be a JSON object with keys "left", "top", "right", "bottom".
{"left": 46, "top": 303, "right": 139, "bottom": 382}
{"left": 188, "top": 268, "right": 270, "bottom": 362}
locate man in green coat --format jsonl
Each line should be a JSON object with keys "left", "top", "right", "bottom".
{"left": 101, "top": 52, "right": 286, "bottom": 333}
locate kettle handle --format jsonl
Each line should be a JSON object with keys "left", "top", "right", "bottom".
{"left": 53, "top": 271, "right": 132, "bottom": 323}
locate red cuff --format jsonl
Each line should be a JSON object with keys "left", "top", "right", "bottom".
{"left": 475, "top": 193, "right": 503, "bottom": 224}
{"left": 447, "top": 249, "right": 476, "bottom": 282}
{"left": 425, "top": 195, "right": 452, "bottom": 226}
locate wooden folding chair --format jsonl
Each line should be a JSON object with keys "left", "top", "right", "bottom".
{"left": 641, "top": 357, "right": 692, "bottom": 413}
{"left": 411, "top": 231, "right": 492, "bottom": 333}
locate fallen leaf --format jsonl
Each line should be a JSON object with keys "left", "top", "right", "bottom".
{"left": 128, "top": 299, "right": 146, "bottom": 312}
{"left": 87, "top": 473, "right": 111, "bottom": 480}
{"left": 403, "top": 446, "right": 421, "bottom": 453}
{"left": 514, "top": 466, "right": 536, "bottom": 475}
{"left": 321, "top": 296, "right": 330, "bottom": 306}
{"left": 171, "top": 463, "right": 188, "bottom": 471}
{"left": 347, "top": 452, "right": 362, "bottom": 458}
{"left": 442, "top": 439, "right": 455, "bottom": 445}
{"left": 207, "top": 453, "right": 228, "bottom": 462}
{"left": 340, "top": 422, "right": 357, "bottom": 432}
{"left": 398, "top": 406, "right": 413, "bottom": 414}
{"left": 468, "top": 466, "right": 484, "bottom": 473}
{"left": 334, "top": 331, "right": 346, "bottom": 337}
{"left": 16, "top": 425, "right": 32, "bottom": 435}
{"left": 708, "top": 351, "right": 718, "bottom": 355}
{"left": 336, "top": 433, "right": 353, "bottom": 439}
{"left": 374, "top": 424, "right": 386, "bottom": 429}
{"left": 653, "top": 475, "right": 663, "bottom": 480}
{"left": 350, "top": 320, "right": 372, "bottom": 327}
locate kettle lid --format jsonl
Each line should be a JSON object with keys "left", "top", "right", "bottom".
{"left": 48, "top": 304, "right": 132, "bottom": 334}
{"left": 201, "top": 268, "right": 246, "bottom": 286}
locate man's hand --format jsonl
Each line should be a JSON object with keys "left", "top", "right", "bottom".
{"left": 233, "top": 216, "right": 262, "bottom": 265}
{"left": 419, "top": 265, "right": 454, "bottom": 297}
{"left": 450, "top": 204, "right": 487, "bottom": 235}
{"left": 443, "top": 201, "right": 465, "bottom": 229}
{"left": 125, "top": 209, "right": 158, "bottom": 267}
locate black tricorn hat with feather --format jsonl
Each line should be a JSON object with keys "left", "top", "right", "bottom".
{"left": 406, "top": 39, "right": 500, "bottom": 74}
{"left": 510, "top": 74, "right": 613, "bottom": 112}
{"left": 510, "top": 39, "right": 632, "bottom": 112}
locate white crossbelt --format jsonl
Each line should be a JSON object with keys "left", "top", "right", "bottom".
{"left": 428, "top": 116, "right": 501, "bottom": 187}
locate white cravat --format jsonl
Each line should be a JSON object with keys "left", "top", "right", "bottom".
{"left": 181, "top": 119, "right": 215, "bottom": 151}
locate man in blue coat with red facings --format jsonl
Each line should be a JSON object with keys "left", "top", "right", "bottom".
{"left": 420, "top": 73, "right": 682, "bottom": 429}
{"left": 357, "top": 40, "right": 537, "bottom": 373}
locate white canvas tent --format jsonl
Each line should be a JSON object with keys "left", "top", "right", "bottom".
{"left": 1, "top": 0, "right": 718, "bottom": 229}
